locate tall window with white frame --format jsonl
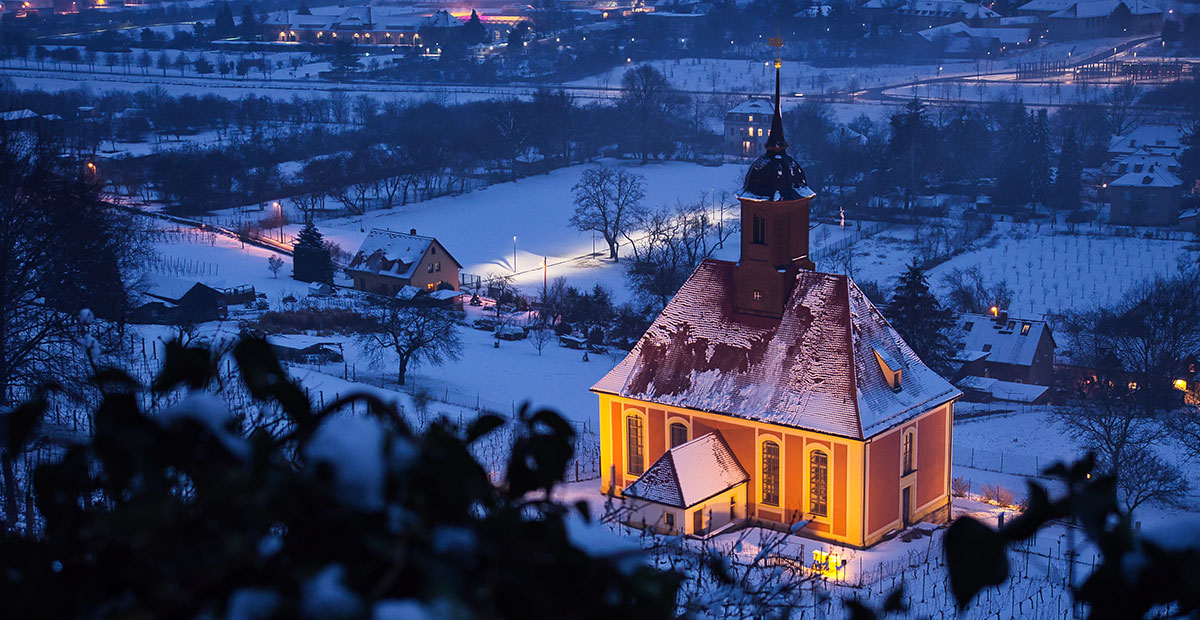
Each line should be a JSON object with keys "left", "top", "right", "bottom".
{"left": 809, "top": 450, "right": 828, "bottom": 518}
{"left": 902, "top": 430, "right": 915, "bottom": 475}
{"left": 762, "top": 441, "right": 780, "bottom": 507}
{"left": 669, "top": 422, "right": 688, "bottom": 449}
{"left": 626, "top": 415, "right": 644, "bottom": 476}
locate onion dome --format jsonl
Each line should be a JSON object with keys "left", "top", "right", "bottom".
{"left": 741, "top": 57, "right": 813, "bottom": 201}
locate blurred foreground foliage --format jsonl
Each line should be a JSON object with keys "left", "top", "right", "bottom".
{"left": 0, "top": 337, "right": 679, "bottom": 619}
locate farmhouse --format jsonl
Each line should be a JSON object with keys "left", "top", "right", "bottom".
{"left": 1017, "top": 0, "right": 1162, "bottom": 37}
{"left": 594, "top": 56, "right": 960, "bottom": 548}
{"left": 348, "top": 228, "right": 461, "bottom": 297}
{"left": 724, "top": 98, "right": 774, "bottom": 161}
{"left": 950, "top": 311, "right": 1056, "bottom": 404}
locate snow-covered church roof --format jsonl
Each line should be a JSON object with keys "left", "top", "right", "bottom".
{"left": 621, "top": 431, "right": 749, "bottom": 508}
{"left": 592, "top": 262, "right": 961, "bottom": 440}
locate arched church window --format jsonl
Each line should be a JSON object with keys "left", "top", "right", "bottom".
{"left": 902, "top": 430, "right": 915, "bottom": 475}
{"left": 626, "top": 415, "right": 644, "bottom": 476}
{"left": 762, "top": 440, "right": 780, "bottom": 506}
{"left": 669, "top": 422, "right": 688, "bottom": 449}
{"left": 809, "top": 450, "right": 828, "bottom": 517}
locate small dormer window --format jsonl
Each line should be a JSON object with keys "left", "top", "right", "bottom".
{"left": 982, "top": 344, "right": 992, "bottom": 352}
{"left": 1020, "top": 323, "right": 1031, "bottom": 335}
{"left": 873, "top": 348, "right": 903, "bottom": 392}
{"left": 964, "top": 321, "right": 974, "bottom": 332}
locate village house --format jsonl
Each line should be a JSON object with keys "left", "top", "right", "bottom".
{"left": 1017, "top": 0, "right": 1161, "bottom": 38}
{"left": 862, "top": 0, "right": 1001, "bottom": 32}
{"left": 724, "top": 98, "right": 774, "bottom": 161}
{"left": 595, "top": 57, "right": 960, "bottom": 547}
{"left": 1107, "top": 162, "right": 1184, "bottom": 227}
{"left": 950, "top": 310, "right": 1056, "bottom": 405}
{"left": 1107, "top": 125, "right": 1185, "bottom": 160}
{"left": 347, "top": 228, "right": 461, "bottom": 297}
{"left": 263, "top": 7, "right": 461, "bottom": 45}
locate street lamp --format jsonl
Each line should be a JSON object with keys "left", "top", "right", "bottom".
{"left": 513, "top": 235, "right": 517, "bottom": 272}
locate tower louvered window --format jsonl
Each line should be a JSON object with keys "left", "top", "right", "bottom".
{"left": 752, "top": 214, "right": 766, "bottom": 245}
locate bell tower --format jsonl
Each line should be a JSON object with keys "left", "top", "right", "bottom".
{"left": 733, "top": 37, "right": 817, "bottom": 319}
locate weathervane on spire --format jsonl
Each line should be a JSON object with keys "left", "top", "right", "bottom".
{"left": 767, "top": 34, "right": 783, "bottom": 69}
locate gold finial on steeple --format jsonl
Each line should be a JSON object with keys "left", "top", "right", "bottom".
{"left": 767, "top": 35, "right": 783, "bottom": 69}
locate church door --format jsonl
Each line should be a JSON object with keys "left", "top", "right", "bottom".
{"left": 902, "top": 486, "right": 912, "bottom": 528}
{"left": 693, "top": 509, "right": 704, "bottom": 536}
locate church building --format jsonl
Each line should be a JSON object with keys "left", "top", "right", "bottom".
{"left": 592, "top": 56, "right": 960, "bottom": 548}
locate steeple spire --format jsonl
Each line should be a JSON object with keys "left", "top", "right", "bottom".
{"left": 765, "top": 35, "right": 787, "bottom": 154}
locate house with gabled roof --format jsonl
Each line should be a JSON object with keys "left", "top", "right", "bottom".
{"left": 348, "top": 228, "right": 461, "bottom": 297}
{"left": 594, "top": 58, "right": 960, "bottom": 547}
{"left": 724, "top": 98, "right": 774, "bottom": 161}
{"left": 1108, "top": 162, "right": 1184, "bottom": 227}
{"left": 950, "top": 310, "right": 1056, "bottom": 404}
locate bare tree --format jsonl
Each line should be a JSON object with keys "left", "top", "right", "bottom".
{"left": 1055, "top": 389, "right": 1183, "bottom": 513}
{"left": 1111, "top": 447, "right": 1189, "bottom": 513}
{"left": 267, "top": 255, "right": 284, "bottom": 278}
{"left": 569, "top": 167, "right": 646, "bottom": 262}
{"left": 624, "top": 201, "right": 735, "bottom": 308}
{"left": 1105, "top": 80, "right": 1142, "bottom": 137}
{"left": 528, "top": 324, "right": 553, "bottom": 355}
{"left": 359, "top": 304, "right": 462, "bottom": 386}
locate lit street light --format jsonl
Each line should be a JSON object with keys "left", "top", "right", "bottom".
{"left": 513, "top": 235, "right": 517, "bottom": 273}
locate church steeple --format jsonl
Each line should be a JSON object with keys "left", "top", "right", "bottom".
{"left": 733, "top": 36, "right": 816, "bottom": 318}
{"left": 764, "top": 38, "right": 787, "bottom": 154}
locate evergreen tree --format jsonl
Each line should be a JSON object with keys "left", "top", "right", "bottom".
{"left": 1053, "top": 126, "right": 1084, "bottom": 215}
{"left": 993, "top": 102, "right": 1030, "bottom": 210}
{"left": 506, "top": 21, "right": 530, "bottom": 54}
{"left": 239, "top": 4, "right": 258, "bottom": 40}
{"left": 297, "top": 0, "right": 311, "bottom": 15}
{"left": 1028, "top": 109, "right": 1052, "bottom": 217}
{"left": 888, "top": 261, "right": 955, "bottom": 374}
{"left": 293, "top": 220, "right": 333, "bottom": 284}
{"left": 887, "top": 98, "right": 935, "bottom": 211}
{"left": 214, "top": 3, "right": 235, "bottom": 38}
{"left": 463, "top": 9, "right": 488, "bottom": 45}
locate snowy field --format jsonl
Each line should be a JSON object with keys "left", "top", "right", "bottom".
{"left": 568, "top": 56, "right": 980, "bottom": 95}
{"left": 837, "top": 221, "right": 1197, "bottom": 318}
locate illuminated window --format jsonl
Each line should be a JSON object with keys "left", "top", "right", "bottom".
{"left": 809, "top": 450, "right": 828, "bottom": 517}
{"left": 902, "top": 430, "right": 915, "bottom": 475}
{"left": 669, "top": 422, "right": 688, "bottom": 448}
{"left": 1021, "top": 323, "right": 1031, "bottom": 335}
{"left": 762, "top": 441, "right": 780, "bottom": 507}
{"left": 626, "top": 415, "right": 644, "bottom": 475}
{"left": 752, "top": 213, "right": 766, "bottom": 245}
{"left": 757, "top": 127, "right": 763, "bottom": 137}
{"left": 753, "top": 290, "right": 763, "bottom": 301}
{"left": 748, "top": 114, "right": 754, "bottom": 122}
{"left": 435, "top": 261, "right": 441, "bottom": 272}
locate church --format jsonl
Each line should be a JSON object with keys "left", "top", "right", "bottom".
{"left": 592, "top": 56, "right": 960, "bottom": 549}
